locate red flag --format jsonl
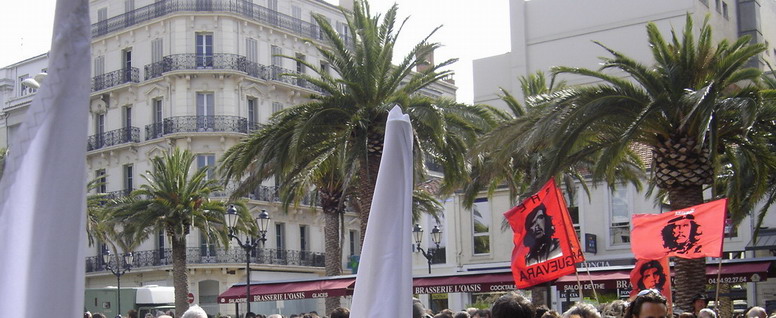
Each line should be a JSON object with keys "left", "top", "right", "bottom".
{"left": 504, "top": 178, "right": 585, "bottom": 288}
{"left": 629, "top": 257, "right": 672, "bottom": 308}
{"left": 632, "top": 199, "right": 727, "bottom": 259}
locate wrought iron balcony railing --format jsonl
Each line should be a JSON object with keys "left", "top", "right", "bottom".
{"left": 144, "top": 53, "right": 249, "bottom": 80}
{"left": 84, "top": 247, "right": 325, "bottom": 273}
{"left": 92, "top": 68, "right": 140, "bottom": 92}
{"left": 91, "top": 0, "right": 339, "bottom": 43}
{"left": 144, "top": 55, "right": 325, "bottom": 93}
{"left": 246, "top": 185, "right": 320, "bottom": 206}
{"left": 87, "top": 127, "right": 140, "bottom": 151}
{"left": 144, "top": 116, "right": 258, "bottom": 140}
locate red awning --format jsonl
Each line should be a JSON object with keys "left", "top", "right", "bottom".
{"left": 413, "top": 272, "right": 516, "bottom": 294}
{"left": 555, "top": 261, "right": 773, "bottom": 291}
{"left": 218, "top": 276, "right": 355, "bottom": 303}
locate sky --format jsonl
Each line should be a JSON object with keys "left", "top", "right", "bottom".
{"left": 0, "top": 0, "right": 510, "bottom": 104}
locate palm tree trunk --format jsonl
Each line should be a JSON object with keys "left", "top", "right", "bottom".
{"left": 718, "top": 283, "right": 732, "bottom": 318}
{"left": 357, "top": 152, "right": 382, "bottom": 245}
{"left": 668, "top": 185, "right": 706, "bottom": 312}
{"left": 323, "top": 204, "right": 342, "bottom": 313}
{"left": 530, "top": 285, "right": 547, "bottom": 307}
{"left": 171, "top": 235, "right": 191, "bottom": 315}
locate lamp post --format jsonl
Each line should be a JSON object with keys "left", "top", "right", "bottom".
{"left": 225, "top": 205, "right": 270, "bottom": 316}
{"left": 413, "top": 224, "right": 442, "bottom": 274}
{"left": 103, "top": 250, "right": 134, "bottom": 318}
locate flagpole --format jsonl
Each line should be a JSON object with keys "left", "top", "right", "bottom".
{"left": 573, "top": 270, "right": 585, "bottom": 301}
{"left": 581, "top": 260, "right": 599, "bottom": 302}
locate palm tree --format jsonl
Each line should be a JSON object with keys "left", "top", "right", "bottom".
{"left": 277, "top": 0, "right": 497, "bottom": 243}
{"left": 533, "top": 15, "right": 767, "bottom": 310}
{"left": 114, "top": 148, "right": 251, "bottom": 315}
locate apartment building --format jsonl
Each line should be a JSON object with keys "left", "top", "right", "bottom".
{"left": 458, "top": 0, "right": 776, "bottom": 313}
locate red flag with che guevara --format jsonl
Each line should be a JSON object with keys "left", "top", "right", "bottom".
{"left": 629, "top": 257, "right": 672, "bottom": 308}
{"left": 631, "top": 199, "right": 727, "bottom": 260}
{"left": 504, "top": 178, "right": 585, "bottom": 288}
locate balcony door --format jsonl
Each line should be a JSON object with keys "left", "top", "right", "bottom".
{"left": 196, "top": 33, "right": 213, "bottom": 68}
{"left": 123, "top": 49, "right": 132, "bottom": 83}
{"left": 196, "top": 92, "right": 215, "bottom": 131}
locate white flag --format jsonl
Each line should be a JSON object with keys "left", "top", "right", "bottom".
{"left": 0, "top": 1, "right": 91, "bottom": 318}
{"left": 350, "top": 106, "right": 414, "bottom": 317}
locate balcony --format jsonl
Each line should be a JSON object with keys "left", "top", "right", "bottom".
{"left": 144, "top": 116, "right": 259, "bottom": 140}
{"left": 92, "top": 68, "right": 140, "bottom": 92}
{"left": 84, "top": 247, "right": 325, "bottom": 273}
{"left": 87, "top": 127, "right": 141, "bottom": 151}
{"left": 144, "top": 53, "right": 250, "bottom": 80}
{"left": 247, "top": 185, "right": 320, "bottom": 206}
{"left": 144, "top": 55, "right": 325, "bottom": 93}
{"left": 91, "top": 0, "right": 328, "bottom": 42}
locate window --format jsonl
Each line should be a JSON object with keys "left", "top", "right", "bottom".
{"left": 609, "top": 186, "right": 630, "bottom": 245}
{"left": 722, "top": 1, "right": 729, "bottom": 19}
{"left": 299, "top": 225, "right": 308, "bottom": 251}
{"left": 272, "top": 102, "right": 283, "bottom": 113}
{"left": 699, "top": 0, "right": 709, "bottom": 7}
{"left": 124, "top": 0, "right": 135, "bottom": 25}
{"left": 196, "top": 92, "right": 215, "bottom": 131}
{"left": 153, "top": 98, "right": 163, "bottom": 123}
{"left": 125, "top": 0, "right": 135, "bottom": 12}
{"left": 122, "top": 49, "right": 133, "bottom": 82}
{"left": 349, "top": 230, "right": 358, "bottom": 256}
{"left": 337, "top": 21, "right": 350, "bottom": 45}
{"left": 275, "top": 223, "right": 285, "bottom": 259}
{"left": 123, "top": 106, "right": 132, "bottom": 129}
{"left": 152, "top": 38, "right": 163, "bottom": 63}
{"left": 247, "top": 97, "right": 258, "bottom": 130}
{"left": 471, "top": 198, "right": 490, "bottom": 254}
{"left": 157, "top": 229, "right": 167, "bottom": 263}
{"left": 295, "top": 53, "right": 306, "bottom": 74}
{"left": 715, "top": 0, "right": 721, "bottom": 12}
{"left": 18, "top": 75, "right": 36, "bottom": 96}
{"left": 95, "top": 113, "right": 105, "bottom": 147}
{"left": 246, "top": 38, "right": 258, "bottom": 63}
{"left": 562, "top": 188, "right": 581, "bottom": 239}
{"left": 291, "top": 5, "right": 302, "bottom": 32}
{"left": 94, "top": 56, "right": 105, "bottom": 76}
{"left": 123, "top": 164, "right": 134, "bottom": 194}
{"left": 320, "top": 61, "right": 329, "bottom": 77}
{"left": 200, "top": 233, "right": 216, "bottom": 257}
{"left": 196, "top": 33, "right": 214, "bottom": 67}
{"left": 97, "top": 8, "right": 108, "bottom": 22}
{"left": 271, "top": 45, "right": 283, "bottom": 79}
{"left": 95, "top": 169, "right": 107, "bottom": 193}
{"left": 197, "top": 154, "right": 216, "bottom": 181}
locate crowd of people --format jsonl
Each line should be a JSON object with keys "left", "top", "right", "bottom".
{"left": 84, "top": 291, "right": 774, "bottom": 318}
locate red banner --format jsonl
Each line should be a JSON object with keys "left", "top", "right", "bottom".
{"left": 629, "top": 257, "right": 672, "bottom": 307}
{"left": 504, "top": 178, "right": 585, "bottom": 288}
{"left": 631, "top": 199, "right": 727, "bottom": 259}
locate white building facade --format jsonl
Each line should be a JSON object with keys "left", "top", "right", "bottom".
{"left": 456, "top": 0, "right": 776, "bottom": 314}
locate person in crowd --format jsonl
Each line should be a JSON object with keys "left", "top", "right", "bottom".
{"left": 542, "top": 311, "right": 562, "bottom": 318}
{"left": 246, "top": 312, "right": 257, "bottom": 318}
{"left": 329, "top": 307, "right": 349, "bottom": 318}
{"left": 128, "top": 309, "right": 138, "bottom": 318}
{"left": 414, "top": 298, "right": 432, "bottom": 318}
{"left": 180, "top": 305, "right": 207, "bottom": 318}
{"left": 266, "top": 315, "right": 282, "bottom": 318}
{"left": 435, "top": 313, "right": 454, "bottom": 318}
{"left": 536, "top": 305, "right": 550, "bottom": 318}
{"left": 85, "top": 311, "right": 93, "bottom": 318}
{"left": 678, "top": 312, "right": 696, "bottom": 318}
{"left": 624, "top": 289, "right": 668, "bottom": 318}
{"left": 454, "top": 311, "right": 471, "bottom": 318}
{"left": 490, "top": 291, "right": 534, "bottom": 318}
{"left": 289, "top": 315, "right": 298, "bottom": 318}
{"left": 691, "top": 294, "right": 709, "bottom": 316}
{"left": 467, "top": 308, "right": 479, "bottom": 317}
{"left": 602, "top": 300, "right": 629, "bottom": 318}
{"left": 144, "top": 313, "right": 154, "bottom": 318}
{"left": 746, "top": 307, "right": 767, "bottom": 318}
{"left": 563, "top": 303, "right": 601, "bottom": 318}
{"left": 698, "top": 309, "right": 716, "bottom": 318}
{"left": 93, "top": 313, "right": 107, "bottom": 318}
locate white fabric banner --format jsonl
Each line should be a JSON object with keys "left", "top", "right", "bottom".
{"left": 350, "top": 106, "right": 414, "bottom": 317}
{"left": 0, "top": 1, "right": 91, "bottom": 318}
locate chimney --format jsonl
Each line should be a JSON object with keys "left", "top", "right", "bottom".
{"left": 416, "top": 49, "right": 434, "bottom": 73}
{"left": 339, "top": 0, "right": 354, "bottom": 11}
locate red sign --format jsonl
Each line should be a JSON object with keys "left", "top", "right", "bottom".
{"left": 504, "top": 178, "right": 585, "bottom": 288}
{"left": 187, "top": 293, "right": 194, "bottom": 304}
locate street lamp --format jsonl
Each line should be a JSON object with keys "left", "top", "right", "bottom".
{"left": 225, "top": 205, "right": 270, "bottom": 316}
{"left": 413, "top": 224, "right": 442, "bottom": 274}
{"left": 103, "top": 250, "right": 134, "bottom": 318}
